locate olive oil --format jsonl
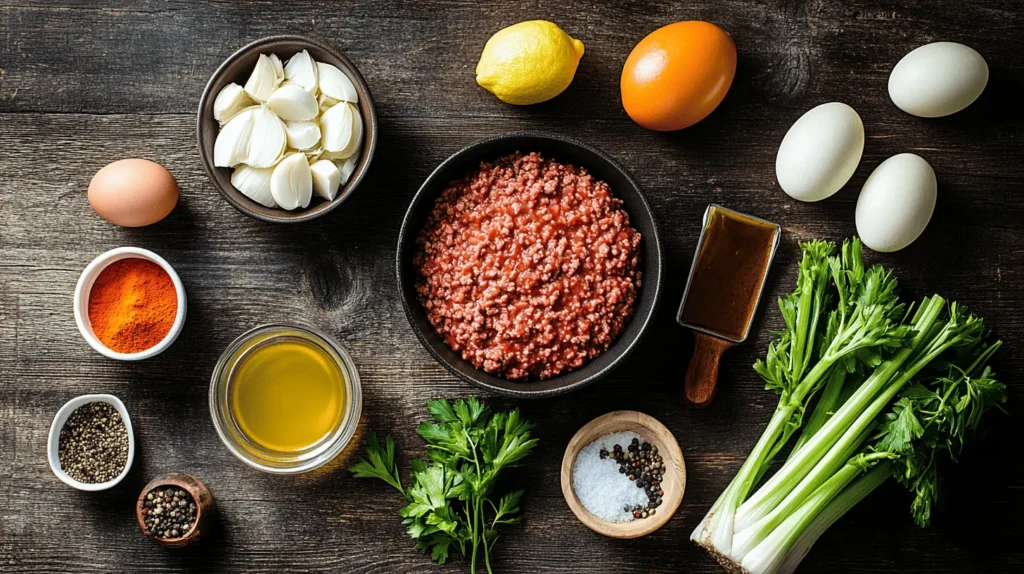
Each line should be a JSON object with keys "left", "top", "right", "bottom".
{"left": 229, "top": 338, "right": 345, "bottom": 453}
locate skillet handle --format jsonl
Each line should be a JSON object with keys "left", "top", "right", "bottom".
{"left": 684, "top": 331, "right": 735, "bottom": 407}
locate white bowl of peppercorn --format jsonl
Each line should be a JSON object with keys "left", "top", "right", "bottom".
{"left": 47, "top": 394, "right": 135, "bottom": 491}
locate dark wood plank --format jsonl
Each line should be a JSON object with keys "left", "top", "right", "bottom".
{"left": 1, "top": 1, "right": 1022, "bottom": 573}
{"left": 1, "top": 0, "right": 1022, "bottom": 119}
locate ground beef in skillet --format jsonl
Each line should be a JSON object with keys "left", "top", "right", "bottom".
{"left": 414, "top": 152, "right": 642, "bottom": 380}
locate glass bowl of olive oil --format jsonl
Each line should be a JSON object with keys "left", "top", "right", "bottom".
{"left": 210, "top": 324, "right": 362, "bottom": 473}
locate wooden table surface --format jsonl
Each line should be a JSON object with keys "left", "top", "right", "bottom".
{"left": 2, "top": 1, "right": 1022, "bottom": 572}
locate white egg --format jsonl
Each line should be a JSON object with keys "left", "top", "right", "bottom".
{"left": 855, "top": 154, "right": 937, "bottom": 253}
{"left": 889, "top": 42, "right": 988, "bottom": 118}
{"left": 776, "top": 102, "right": 864, "bottom": 202}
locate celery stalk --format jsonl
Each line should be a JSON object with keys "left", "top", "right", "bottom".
{"left": 787, "top": 368, "right": 847, "bottom": 459}
{"left": 750, "top": 463, "right": 892, "bottom": 574}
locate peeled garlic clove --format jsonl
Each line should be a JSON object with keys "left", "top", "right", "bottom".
{"left": 270, "top": 152, "right": 313, "bottom": 210}
{"left": 310, "top": 159, "right": 342, "bottom": 201}
{"left": 342, "top": 103, "right": 364, "bottom": 157}
{"left": 214, "top": 108, "right": 255, "bottom": 167}
{"left": 284, "top": 50, "right": 318, "bottom": 94}
{"left": 266, "top": 83, "right": 319, "bottom": 121}
{"left": 268, "top": 53, "right": 285, "bottom": 84}
{"left": 336, "top": 155, "right": 358, "bottom": 186}
{"left": 284, "top": 120, "right": 321, "bottom": 150}
{"left": 245, "top": 105, "right": 287, "bottom": 168}
{"left": 328, "top": 103, "right": 363, "bottom": 159}
{"left": 317, "top": 62, "right": 358, "bottom": 103}
{"left": 231, "top": 165, "right": 277, "bottom": 208}
{"left": 319, "top": 93, "right": 341, "bottom": 112}
{"left": 214, "top": 83, "right": 254, "bottom": 125}
{"left": 244, "top": 54, "right": 280, "bottom": 102}
{"left": 319, "top": 102, "right": 354, "bottom": 153}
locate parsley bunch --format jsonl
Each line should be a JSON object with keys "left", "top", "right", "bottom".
{"left": 349, "top": 397, "right": 538, "bottom": 573}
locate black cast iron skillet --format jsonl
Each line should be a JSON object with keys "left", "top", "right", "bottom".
{"left": 397, "top": 131, "right": 664, "bottom": 398}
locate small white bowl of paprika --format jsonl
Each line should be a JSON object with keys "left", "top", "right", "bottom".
{"left": 74, "top": 247, "right": 187, "bottom": 360}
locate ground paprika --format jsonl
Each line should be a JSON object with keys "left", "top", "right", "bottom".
{"left": 87, "top": 258, "right": 178, "bottom": 354}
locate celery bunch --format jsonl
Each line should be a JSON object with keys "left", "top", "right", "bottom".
{"left": 691, "top": 238, "right": 1005, "bottom": 574}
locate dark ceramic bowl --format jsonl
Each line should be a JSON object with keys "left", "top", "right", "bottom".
{"left": 197, "top": 35, "right": 378, "bottom": 223}
{"left": 397, "top": 132, "right": 664, "bottom": 398}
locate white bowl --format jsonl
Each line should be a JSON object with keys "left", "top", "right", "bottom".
{"left": 48, "top": 394, "right": 136, "bottom": 491}
{"left": 73, "top": 247, "right": 187, "bottom": 360}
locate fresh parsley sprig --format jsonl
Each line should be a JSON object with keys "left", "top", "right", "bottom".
{"left": 349, "top": 431, "right": 404, "bottom": 494}
{"left": 349, "top": 397, "right": 537, "bottom": 573}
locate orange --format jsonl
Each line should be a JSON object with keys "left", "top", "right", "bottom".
{"left": 621, "top": 21, "right": 737, "bottom": 131}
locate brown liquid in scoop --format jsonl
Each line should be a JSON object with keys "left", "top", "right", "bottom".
{"left": 680, "top": 208, "right": 778, "bottom": 341}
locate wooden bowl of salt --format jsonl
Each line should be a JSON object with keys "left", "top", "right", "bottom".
{"left": 560, "top": 411, "right": 685, "bottom": 538}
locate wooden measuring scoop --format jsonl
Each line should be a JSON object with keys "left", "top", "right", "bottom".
{"left": 677, "top": 205, "right": 780, "bottom": 407}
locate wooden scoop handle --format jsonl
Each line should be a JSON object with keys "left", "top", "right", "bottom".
{"left": 684, "top": 332, "right": 735, "bottom": 407}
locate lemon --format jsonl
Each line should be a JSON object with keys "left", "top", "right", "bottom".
{"left": 476, "top": 20, "right": 585, "bottom": 105}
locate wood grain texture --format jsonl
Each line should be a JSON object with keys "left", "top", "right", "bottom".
{"left": 1, "top": 1, "right": 1022, "bottom": 572}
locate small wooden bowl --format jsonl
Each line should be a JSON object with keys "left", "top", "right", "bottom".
{"left": 560, "top": 411, "right": 685, "bottom": 538}
{"left": 136, "top": 473, "right": 215, "bottom": 548}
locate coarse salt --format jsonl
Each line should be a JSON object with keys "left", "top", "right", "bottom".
{"left": 571, "top": 431, "right": 649, "bottom": 523}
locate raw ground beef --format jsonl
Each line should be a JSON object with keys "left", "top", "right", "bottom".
{"left": 414, "top": 151, "right": 642, "bottom": 380}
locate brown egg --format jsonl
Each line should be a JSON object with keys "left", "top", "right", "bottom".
{"left": 88, "top": 159, "right": 179, "bottom": 227}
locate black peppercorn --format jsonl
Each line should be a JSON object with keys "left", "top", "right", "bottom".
{"left": 605, "top": 436, "right": 670, "bottom": 522}
{"left": 142, "top": 486, "right": 197, "bottom": 540}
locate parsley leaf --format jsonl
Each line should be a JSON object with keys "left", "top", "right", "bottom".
{"left": 348, "top": 431, "right": 404, "bottom": 495}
